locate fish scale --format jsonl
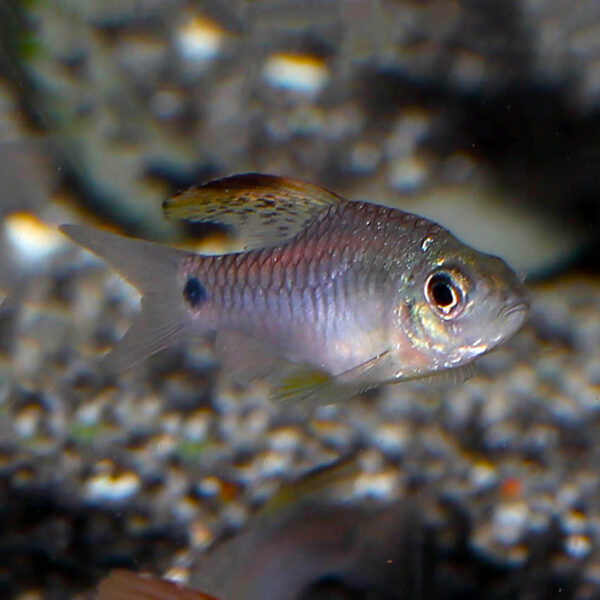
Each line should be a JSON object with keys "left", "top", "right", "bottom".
{"left": 60, "top": 173, "right": 529, "bottom": 408}
{"left": 176, "top": 202, "right": 433, "bottom": 374}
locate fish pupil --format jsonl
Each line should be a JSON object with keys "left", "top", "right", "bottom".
{"left": 425, "top": 271, "right": 466, "bottom": 319}
{"left": 432, "top": 280, "right": 454, "bottom": 307}
{"left": 183, "top": 277, "right": 206, "bottom": 308}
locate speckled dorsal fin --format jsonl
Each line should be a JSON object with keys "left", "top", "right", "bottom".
{"left": 163, "top": 173, "right": 345, "bottom": 250}
{"left": 96, "top": 569, "right": 221, "bottom": 600}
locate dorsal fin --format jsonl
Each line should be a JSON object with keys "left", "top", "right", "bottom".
{"left": 163, "top": 173, "right": 345, "bottom": 250}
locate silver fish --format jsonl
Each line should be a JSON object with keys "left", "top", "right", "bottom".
{"left": 61, "top": 173, "right": 529, "bottom": 407}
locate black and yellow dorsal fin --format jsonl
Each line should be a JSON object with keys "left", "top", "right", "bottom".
{"left": 163, "top": 173, "right": 345, "bottom": 250}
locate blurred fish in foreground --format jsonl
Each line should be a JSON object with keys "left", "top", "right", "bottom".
{"left": 184, "top": 458, "right": 421, "bottom": 600}
{"left": 61, "top": 173, "right": 529, "bottom": 408}
{"left": 96, "top": 570, "right": 220, "bottom": 600}
{"left": 96, "top": 503, "right": 420, "bottom": 600}
{"left": 187, "top": 500, "right": 421, "bottom": 600}
{"left": 96, "top": 458, "right": 422, "bottom": 600}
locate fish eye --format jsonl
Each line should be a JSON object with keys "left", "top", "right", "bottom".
{"left": 425, "top": 271, "right": 465, "bottom": 319}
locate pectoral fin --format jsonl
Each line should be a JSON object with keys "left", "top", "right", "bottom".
{"left": 271, "top": 350, "right": 391, "bottom": 410}
{"left": 163, "top": 173, "right": 344, "bottom": 250}
{"left": 270, "top": 367, "right": 335, "bottom": 405}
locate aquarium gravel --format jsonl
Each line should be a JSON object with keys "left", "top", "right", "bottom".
{"left": 1, "top": 233, "right": 600, "bottom": 599}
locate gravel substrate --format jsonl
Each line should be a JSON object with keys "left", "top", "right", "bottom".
{"left": 1, "top": 234, "right": 600, "bottom": 599}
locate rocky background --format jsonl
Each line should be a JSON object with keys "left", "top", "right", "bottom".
{"left": 1, "top": 1, "right": 600, "bottom": 599}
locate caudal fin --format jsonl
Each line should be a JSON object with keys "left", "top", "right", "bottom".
{"left": 60, "top": 224, "right": 192, "bottom": 372}
{"left": 96, "top": 569, "right": 221, "bottom": 600}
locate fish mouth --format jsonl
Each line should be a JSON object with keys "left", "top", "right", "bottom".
{"left": 496, "top": 300, "right": 530, "bottom": 338}
{"left": 499, "top": 301, "right": 530, "bottom": 319}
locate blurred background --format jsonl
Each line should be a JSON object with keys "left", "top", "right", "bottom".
{"left": 1, "top": 1, "right": 600, "bottom": 599}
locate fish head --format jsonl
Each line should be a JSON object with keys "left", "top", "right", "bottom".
{"left": 391, "top": 231, "right": 530, "bottom": 379}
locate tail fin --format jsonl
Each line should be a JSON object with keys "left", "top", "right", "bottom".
{"left": 60, "top": 224, "right": 191, "bottom": 372}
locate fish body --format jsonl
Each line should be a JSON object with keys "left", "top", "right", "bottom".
{"left": 61, "top": 174, "right": 529, "bottom": 406}
{"left": 181, "top": 201, "right": 434, "bottom": 376}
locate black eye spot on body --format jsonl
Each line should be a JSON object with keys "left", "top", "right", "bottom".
{"left": 183, "top": 277, "right": 207, "bottom": 308}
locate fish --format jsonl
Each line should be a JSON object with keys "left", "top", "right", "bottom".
{"left": 93, "top": 461, "right": 364, "bottom": 600}
{"left": 95, "top": 487, "right": 418, "bottom": 600}
{"left": 185, "top": 457, "right": 421, "bottom": 600}
{"left": 96, "top": 569, "right": 221, "bottom": 600}
{"left": 60, "top": 173, "right": 529, "bottom": 407}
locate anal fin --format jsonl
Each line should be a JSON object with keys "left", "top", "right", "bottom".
{"left": 408, "top": 362, "right": 476, "bottom": 387}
